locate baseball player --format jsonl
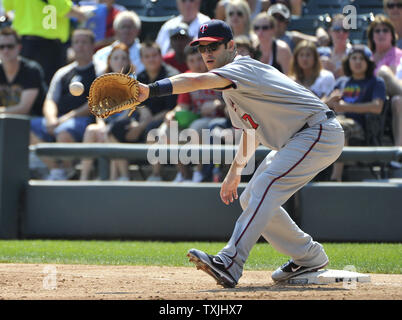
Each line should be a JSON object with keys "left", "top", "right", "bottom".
{"left": 135, "top": 20, "right": 345, "bottom": 287}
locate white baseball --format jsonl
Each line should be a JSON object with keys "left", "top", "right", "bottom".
{"left": 69, "top": 81, "right": 84, "bottom": 96}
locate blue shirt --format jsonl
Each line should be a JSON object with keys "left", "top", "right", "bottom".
{"left": 334, "top": 76, "right": 386, "bottom": 126}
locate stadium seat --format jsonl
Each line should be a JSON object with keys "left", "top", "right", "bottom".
{"left": 115, "top": 0, "right": 178, "bottom": 17}
{"left": 115, "top": 0, "right": 179, "bottom": 41}
{"left": 288, "top": 15, "right": 324, "bottom": 35}
{"left": 353, "top": 0, "right": 385, "bottom": 15}
{"left": 303, "top": 0, "right": 351, "bottom": 16}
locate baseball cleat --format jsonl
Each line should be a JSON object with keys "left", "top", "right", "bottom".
{"left": 187, "top": 248, "right": 237, "bottom": 288}
{"left": 271, "top": 259, "right": 329, "bottom": 282}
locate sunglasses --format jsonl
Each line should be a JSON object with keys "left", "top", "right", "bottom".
{"left": 0, "top": 44, "right": 16, "bottom": 50}
{"left": 180, "top": 0, "right": 195, "bottom": 2}
{"left": 386, "top": 2, "right": 402, "bottom": 9}
{"left": 253, "top": 25, "right": 274, "bottom": 31}
{"left": 197, "top": 41, "right": 226, "bottom": 53}
{"left": 374, "top": 28, "right": 391, "bottom": 33}
{"left": 229, "top": 11, "right": 244, "bottom": 17}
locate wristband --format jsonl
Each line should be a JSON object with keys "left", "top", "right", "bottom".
{"left": 148, "top": 78, "right": 173, "bottom": 98}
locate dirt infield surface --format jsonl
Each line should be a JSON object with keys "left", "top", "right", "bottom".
{"left": 0, "top": 263, "right": 401, "bottom": 300}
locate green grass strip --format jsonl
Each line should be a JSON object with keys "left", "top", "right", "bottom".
{"left": 0, "top": 240, "right": 400, "bottom": 274}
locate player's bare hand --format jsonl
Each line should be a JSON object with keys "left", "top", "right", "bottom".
{"left": 220, "top": 171, "right": 241, "bottom": 205}
{"left": 137, "top": 83, "right": 150, "bottom": 103}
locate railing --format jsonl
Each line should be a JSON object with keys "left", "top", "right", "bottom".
{"left": 30, "top": 143, "right": 402, "bottom": 180}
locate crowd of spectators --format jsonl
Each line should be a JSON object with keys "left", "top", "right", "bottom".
{"left": 0, "top": 0, "right": 402, "bottom": 182}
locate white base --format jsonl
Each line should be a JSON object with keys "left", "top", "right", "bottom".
{"left": 286, "top": 269, "right": 371, "bottom": 285}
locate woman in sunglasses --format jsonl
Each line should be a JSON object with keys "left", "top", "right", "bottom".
{"left": 367, "top": 15, "right": 402, "bottom": 75}
{"left": 215, "top": 0, "right": 270, "bottom": 21}
{"left": 225, "top": 0, "right": 258, "bottom": 46}
{"left": 383, "top": 0, "right": 402, "bottom": 49}
{"left": 368, "top": 15, "right": 402, "bottom": 156}
{"left": 318, "top": 14, "right": 352, "bottom": 79}
{"left": 252, "top": 12, "right": 292, "bottom": 74}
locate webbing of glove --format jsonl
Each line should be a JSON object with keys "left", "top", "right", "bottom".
{"left": 88, "top": 73, "right": 140, "bottom": 119}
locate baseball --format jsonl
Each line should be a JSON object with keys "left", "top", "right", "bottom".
{"left": 69, "top": 81, "right": 84, "bottom": 96}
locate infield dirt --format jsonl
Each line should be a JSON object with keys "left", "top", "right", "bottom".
{"left": 0, "top": 263, "right": 401, "bottom": 300}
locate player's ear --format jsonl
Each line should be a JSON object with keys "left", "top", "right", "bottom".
{"left": 227, "top": 40, "right": 235, "bottom": 51}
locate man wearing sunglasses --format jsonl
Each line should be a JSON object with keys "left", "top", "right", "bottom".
{"left": 384, "top": 0, "right": 402, "bottom": 49}
{"left": 136, "top": 19, "right": 344, "bottom": 288}
{"left": 0, "top": 27, "right": 47, "bottom": 117}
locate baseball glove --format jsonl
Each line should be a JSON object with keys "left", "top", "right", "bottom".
{"left": 88, "top": 72, "right": 140, "bottom": 119}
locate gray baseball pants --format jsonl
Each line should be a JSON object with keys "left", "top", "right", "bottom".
{"left": 217, "top": 117, "right": 345, "bottom": 282}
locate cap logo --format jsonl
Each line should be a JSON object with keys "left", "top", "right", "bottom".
{"left": 200, "top": 24, "right": 208, "bottom": 34}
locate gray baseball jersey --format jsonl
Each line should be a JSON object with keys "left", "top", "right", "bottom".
{"left": 211, "top": 55, "right": 331, "bottom": 150}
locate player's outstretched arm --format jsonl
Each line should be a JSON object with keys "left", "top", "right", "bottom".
{"left": 136, "top": 73, "right": 232, "bottom": 103}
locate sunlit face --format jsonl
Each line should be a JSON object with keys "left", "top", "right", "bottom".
{"left": 384, "top": 0, "right": 402, "bottom": 20}
{"left": 0, "top": 35, "right": 20, "bottom": 62}
{"left": 252, "top": 18, "right": 275, "bottom": 42}
{"left": 176, "top": 0, "right": 200, "bottom": 20}
{"left": 141, "top": 46, "right": 162, "bottom": 72}
{"left": 330, "top": 20, "right": 349, "bottom": 45}
{"left": 198, "top": 40, "right": 233, "bottom": 71}
{"left": 296, "top": 47, "right": 315, "bottom": 71}
{"left": 372, "top": 23, "right": 393, "bottom": 48}
{"left": 116, "top": 18, "right": 139, "bottom": 46}
{"left": 348, "top": 52, "right": 368, "bottom": 76}
{"left": 186, "top": 52, "right": 206, "bottom": 73}
{"left": 72, "top": 33, "right": 94, "bottom": 61}
{"left": 227, "top": 6, "right": 246, "bottom": 31}
{"left": 109, "top": 49, "right": 130, "bottom": 73}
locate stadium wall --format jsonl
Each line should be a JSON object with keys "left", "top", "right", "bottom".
{"left": 1, "top": 116, "right": 401, "bottom": 242}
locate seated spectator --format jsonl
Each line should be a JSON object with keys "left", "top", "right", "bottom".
{"left": 225, "top": 0, "right": 258, "bottom": 46}
{"left": 0, "top": 27, "right": 47, "bottom": 117}
{"left": 318, "top": 14, "right": 352, "bottom": 79}
{"left": 369, "top": 15, "right": 402, "bottom": 152}
{"left": 252, "top": 12, "right": 292, "bottom": 74}
{"left": 289, "top": 40, "right": 335, "bottom": 100}
{"left": 148, "top": 45, "right": 226, "bottom": 182}
{"left": 326, "top": 45, "right": 386, "bottom": 181}
{"left": 79, "top": 43, "right": 133, "bottom": 181}
{"left": 3, "top": 0, "right": 87, "bottom": 85}
{"left": 215, "top": 0, "right": 270, "bottom": 21}
{"left": 93, "top": 10, "right": 144, "bottom": 75}
{"left": 156, "top": 0, "right": 210, "bottom": 56}
{"left": 267, "top": 3, "right": 322, "bottom": 52}
{"left": 369, "top": 15, "right": 402, "bottom": 75}
{"left": 234, "top": 35, "right": 256, "bottom": 58}
{"left": 163, "top": 23, "right": 192, "bottom": 73}
{"left": 383, "top": 0, "right": 402, "bottom": 49}
{"left": 30, "top": 29, "right": 99, "bottom": 181}
{"left": 108, "top": 42, "right": 179, "bottom": 181}
{"left": 95, "top": 0, "right": 127, "bottom": 51}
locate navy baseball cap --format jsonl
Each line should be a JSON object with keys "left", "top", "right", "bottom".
{"left": 190, "top": 19, "right": 233, "bottom": 46}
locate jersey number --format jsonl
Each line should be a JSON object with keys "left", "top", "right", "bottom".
{"left": 242, "top": 113, "right": 259, "bottom": 129}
